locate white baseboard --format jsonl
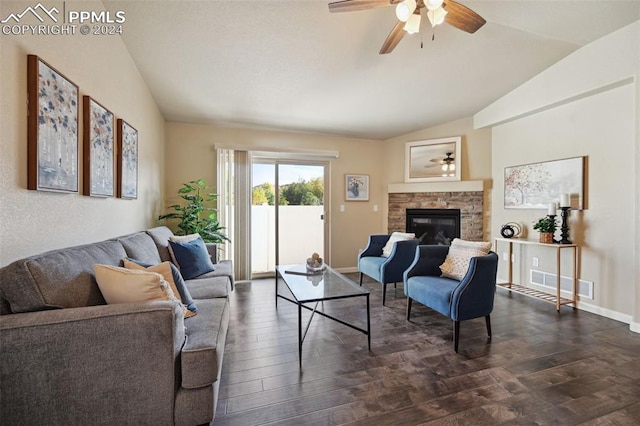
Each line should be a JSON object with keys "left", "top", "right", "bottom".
{"left": 334, "top": 266, "right": 358, "bottom": 274}
{"left": 497, "top": 280, "right": 639, "bottom": 334}
{"left": 571, "top": 300, "right": 634, "bottom": 327}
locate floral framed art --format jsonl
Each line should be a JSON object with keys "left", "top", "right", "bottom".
{"left": 27, "top": 55, "right": 79, "bottom": 193}
{"left": 346, "top": 174, "right": 369, "bottom": 201}
{"left": 117, "top": 119, "right": 138, "bottom": 199}
{"left": 83, "top": 96, "right": 115, "bottom": 197}
{"left": 404, "top": 136, "right": 461, "bottom": 182}
{"left": 504, "top": 156, "right": 586, "bottom": 210}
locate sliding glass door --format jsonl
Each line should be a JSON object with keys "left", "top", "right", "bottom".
{"left": 251, "top": 159, "right": 327, "bottom": 277}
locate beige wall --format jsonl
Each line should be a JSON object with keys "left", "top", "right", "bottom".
{"left": 0, "top": 1, "right": 165, "bottom": 266}
{"left": 475, "top": 21, "right": 639, "bottom": 328}
{"left": 382, "top": 116, "right": 493, "bottom": 238}
{"left": 164, "top": 123, "right": 385, "bottom": 269}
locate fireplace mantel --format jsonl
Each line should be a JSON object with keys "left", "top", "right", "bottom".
{"left": 388, "top": 180, "right": 484, "bottom": 194}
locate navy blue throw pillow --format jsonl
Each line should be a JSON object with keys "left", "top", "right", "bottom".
{"left": 168, "top": 237, "right": 216, "bottom": 280}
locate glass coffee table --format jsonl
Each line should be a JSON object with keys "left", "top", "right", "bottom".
{"left": 275, "top": 264, "right": 371, "bottom": 368}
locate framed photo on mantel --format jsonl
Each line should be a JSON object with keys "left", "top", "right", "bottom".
{"left": 405, "top": 137, "right": 461, "bottom": 183}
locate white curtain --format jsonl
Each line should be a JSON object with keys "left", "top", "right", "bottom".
{"left": 216, "top": 148, "right": 251, "bottom": 282}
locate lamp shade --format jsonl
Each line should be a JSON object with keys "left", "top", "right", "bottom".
{"left": 395, "top": 0, "right": 417, "bottom": 22}
{"left": 403, "top": 12, "right": 421, "bottom": 34}
{"left": 427, "top": 6, "right": 448, "bottom": 27}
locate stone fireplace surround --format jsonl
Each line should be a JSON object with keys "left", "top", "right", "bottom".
{"left": 388, "top": 182, "right": 484, "bottom": 242}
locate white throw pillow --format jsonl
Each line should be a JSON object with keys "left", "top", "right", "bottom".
{"left": 381, "top": 232, "right": 415, "bottom": 257}
{"left": 169, "top": 233, "right": 201, "bottom": 243}
{"left": 439, "top": 238, "right": 492, "bottom": 280}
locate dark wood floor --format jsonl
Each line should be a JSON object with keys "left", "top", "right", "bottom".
{"left": 214, "top": 274, "right": 640, "bottom": 425}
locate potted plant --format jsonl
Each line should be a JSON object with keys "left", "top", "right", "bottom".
{"left": 159, "top": 179, "right": 230, "bottom": 244}
{"left": 532, "top": 216, "right": 557, "bottom": 244}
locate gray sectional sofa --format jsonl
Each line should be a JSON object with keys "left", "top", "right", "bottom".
{"left": 0, "top": 226, "right": 233, "bottom": 425}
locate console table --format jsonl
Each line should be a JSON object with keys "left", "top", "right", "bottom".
{"left": 494, "top": 237, "right": 578, "bottom": 311}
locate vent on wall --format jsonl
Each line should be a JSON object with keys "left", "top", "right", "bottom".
{"left": 530, "top": 269, "right": 593, "bottom": 299}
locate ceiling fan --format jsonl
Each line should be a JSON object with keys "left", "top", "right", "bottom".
{"left": 424, "top": 151, "right": 456, "bottom": 176}
{"left": 438, "top": 152, "right": 456, "bottom": 176}
{"left": 328, "top": 0, "right": 486, "bottom": 54}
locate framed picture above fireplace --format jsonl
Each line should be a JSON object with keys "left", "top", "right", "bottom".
{"left": 405, "top": 137, "right": 461, "bottom": 182}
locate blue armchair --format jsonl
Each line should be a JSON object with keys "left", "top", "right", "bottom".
{"left": 358, "top": 234, "right": 419, "bottom": 305}
{"left": 403, "top": 245, "right": 499, "bottom": 352}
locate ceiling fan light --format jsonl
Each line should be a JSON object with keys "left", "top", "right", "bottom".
{"left": 427, "top": 6, "right": 447, "bottom": 27}
{"left": 395, "top": 0, "right": 416, "bottom": 22}
{"left": 403, "top": 12, "right": 421, "bottom": 34}
{"left": 425, "top": 0, "right": 444, "bottom": 11}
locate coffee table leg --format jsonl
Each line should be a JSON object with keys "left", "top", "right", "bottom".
{"left": 366, "top": 294, "right": 371, "bottom": 351}
{"left": 298, "top": 302, "right": 303, "bottom": 368}
{"left": 275, "top": 272, "right": 278, "bottom": 308}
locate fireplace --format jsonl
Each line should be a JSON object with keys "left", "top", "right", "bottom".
{"left": 406, "top": 208, "right": 461, "bottom": 245}
{"left": 388, "top": 190, "right": 484, "bottom": 242}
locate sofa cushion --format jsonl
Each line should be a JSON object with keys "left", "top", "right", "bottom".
{"left": 381, "top": 232, "right": 415, "bottom": 257}
{"left": 186, "top": 277, "right": 230, "bottom": 299}
{"left": 440, "top": 239, "right": 492, "bottom": 280}
{"left": 124, "top": 259, "right": 198, "bottom": 314}
{"left": 118, "top": 232, "right": 163, "bottom": 265}
{"left": 191, "top": 260, "right": 233, "bottom": 284}
{"left": 0, "top": 240, "right": 126, "bottom": 313}
{"left": 181, "top": 297, "right": 229, "bottom": 389}
{"left": 146, "top": 226, "right": 176, "bottom": 262}
{"left": 169, "top": 238, "right": 216, "bottom": 280}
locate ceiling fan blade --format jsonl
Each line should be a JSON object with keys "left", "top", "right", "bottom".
{"left": 443, "top": 0, "right": 486, "bottom": 33}
{"left": 379, "top": 20, "right": 406, "bottom": 54}
{"left": 328, "top": 0, "right": 395, "bottom": 13}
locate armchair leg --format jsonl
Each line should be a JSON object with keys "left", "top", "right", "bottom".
{"left": 382, "top": 283, "right": 387, "bottom": 306}
{"left": 394, "top": 282, "right": 397, "bottom": 289}
{"left": 359, "top": 273, "right": 363, "bottom": 286}
{"left": 453, "top": 321, "right": 460, "bottom": 353}
{"left": 485, "top": 315, "right": 492, "bottom": 340}
{"left": 406, "top": 297, "right": 412, "bottom": 320}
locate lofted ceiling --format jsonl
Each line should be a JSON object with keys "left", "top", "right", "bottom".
{"left": 104, "top": 0, "right": 640, "bottom": 140}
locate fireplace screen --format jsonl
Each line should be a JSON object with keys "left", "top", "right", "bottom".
{"left": 406, "top": 209, "right": 461, "bottom": 245}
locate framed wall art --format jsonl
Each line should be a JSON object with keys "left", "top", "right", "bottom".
{"left": 345, "top": 174, "right": 369, "bottom": 201}
{"left": 27, "top": 55, "right": 79, "bottom": 193}
{"left": 117, "top": 119, "right": 138, "bottom": 199}
{"left": 504, "top": 156, "right": 586, "bottom": 210}
{"left": 83, "top": 96, "right": 115, "bottom": 197}
{"left": 405, "top": 136, "right": 461, "bottom": 182}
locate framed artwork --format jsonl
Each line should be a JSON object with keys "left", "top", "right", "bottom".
{"left": 504, "top": 156, "right": 586, "bottom": 210}
{"left": 27, "top": 55, "right": 79, "bottom": 193}
{"left": 405, "top": 137, "right": 461, "bottom": 182}
{"left": 83, "top": 96, "right": 115, "bottom": 197}
{"left": 117, "top": 119, "right": 138, "bottom": 199}
{"left": 346, "top": 174, "right": 369, "bottom": 201}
